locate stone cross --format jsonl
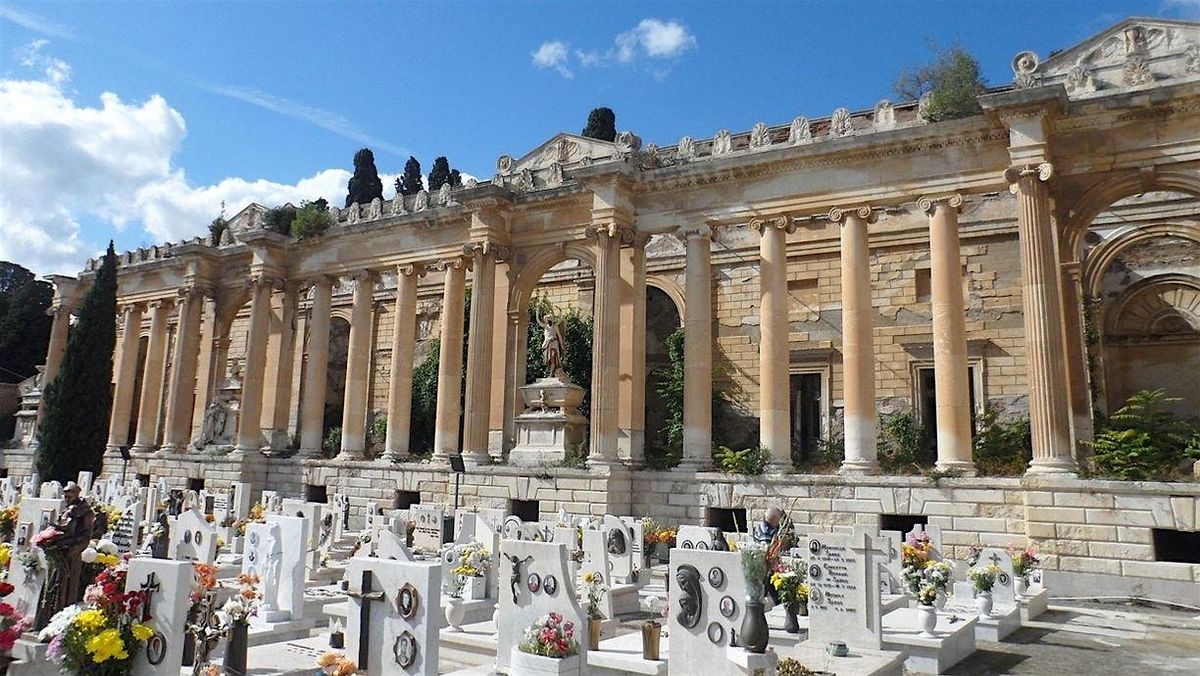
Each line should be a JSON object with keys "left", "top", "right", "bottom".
{"left": 344, "top": 555, "right": 442, "bottom": 676}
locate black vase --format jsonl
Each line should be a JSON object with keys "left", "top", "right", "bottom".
{"left": 181, "top": 632, "right": 195, "bottom": 666}
{"left": 783, "top": 603, "right": 800, "bottom": 634}
{"left": 224, "top": 622, "right": 249, "bottom": 676}
{"left": 740, "top": 600, "right": 769, "bottom": 653}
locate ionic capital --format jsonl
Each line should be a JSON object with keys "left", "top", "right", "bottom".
{"left": 463, "top": 240, "right": 513, "bottom": 263}
{"left": 435, "top": 255, "right": 472, "bottom": 273}
{"left": 747, "top": 215, "right": 796, "bottom": 235}
{"left": 147, "top": 297, "right": 175, "bottom": 311}
{"left": 1003, "top": 162, "right": 1053, "bottom": 195}
{"left": 584, "top": 222, "right": 635, "bottom": 245}
{"left": 246, "top": 273, "right": 285, "bottom": 292}
{"left": 917, "top": 193, "right": 964, "bottom": 216}
{"left": 675, "top": 223, "right": 713, "bottom": 241}
{"left": 827, "top": 205, "right": 877, "bottom": 225}
{"left": 397, "top": 262, "right": 427, "bottom": 279}
{"left": 118, "top": 301, "right": 144, "bottom": 316}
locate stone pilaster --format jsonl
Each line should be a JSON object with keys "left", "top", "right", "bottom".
{"left": 921, "top": 194, "right": 976, "bottom": 475}
{"left": 831, "top": 206, "right": 880, "bottom": 474}
{"left": 749, "top": 216, "right": 796, "bottom": 467}
{"left": 41, "top": 306, "right": 71, "bottom": 391}
{"left": 464, "top": 244, "right": 507, "bottom": 464}
{"left": 618, "top": 234, "right": 649, "bottom": 465}
{"left": 1006, "top": 163, "right": 1076, "bottom": 475}
{"left": 385, "top": 263, "right": 424, "bottom": 461}
{"left": 106, "top": 302, "right": 144, "bottom": 453}
{"left": 160, "top": 287, "right": 206, "bottom": 452}
{"left": 588, "top": 223, "right": 629, "bottom": 467}
{"left": 132, "top": 298, "right": 173, "bottom": 454}
{"left": 262, "top": 282, "right": 300, "bottom": 453}
{"left": 340, "top": 271, "right": 377, "bottom": 457}
{"left": 679, "top": 224, "right": 714, "bottom": 469}
{"left": 188, "top": 296, "right": 218, "bottom": 446}
{"left": 235, "top": 276, "right": 276, "bottom": 454}
{"left": 298, "top": 276, "right": 334, "bottom": 456}
{"left": 433, "top": 256, "right": 469, "bottom": 461}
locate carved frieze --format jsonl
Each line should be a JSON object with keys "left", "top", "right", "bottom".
{"left": 677, "top": 136, "right": 696, "bottom": 160}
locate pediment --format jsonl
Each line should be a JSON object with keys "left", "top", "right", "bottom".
{"left": 506, "top": 133, "right": 618, "bottom": 174}
{"left": 1011, "top": 18, "right": 1200, "bottom": 97}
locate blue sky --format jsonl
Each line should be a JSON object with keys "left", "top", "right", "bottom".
{"left": 1, "top": 0, "right": 1196, "bottom": 274}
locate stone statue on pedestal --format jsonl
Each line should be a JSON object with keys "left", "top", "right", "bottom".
{"left": 537, "top": 310, "right": 568, "bottom": 380}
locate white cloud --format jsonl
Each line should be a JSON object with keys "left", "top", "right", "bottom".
{"left": 620, "top": 19, "right": 696, "bottom": 60}
{"left": 532, "top": 40, "right": 573, "bottom": 78}
{"left": 16, "top": 39, "right": 72, "bottom": 85}
{"left": 0, "top": 6, "right": 74, "bottom": 39}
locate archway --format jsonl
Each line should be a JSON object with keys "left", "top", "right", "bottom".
{"left": 324, "top": 316, "right": 351, "bottom": 439}
{"left": 643, "top": 285, "right": 682, "bottom": 457}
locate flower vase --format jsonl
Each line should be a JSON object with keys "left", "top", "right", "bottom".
{"left": 446, "top": 599, "right": 468, "bottom": 630}
{"left": 976, "top": 590, "right": 994, "bottom": 617}
{"left": 641, "top": 621, "right": 661, "bottom": 661}
{"left": 934, "top": 590, "right": 947, "bottom": 610}
{"left": 740, "top": 600, "right": 769, "bottom": 654}
{"left": 1015, "top": 576, "right": 1028, "bottom": 597}
{"left": 783, "top": 603, "right": 801, "bottom": 634}
{"left": 181, "top": 630, "right": 196, "bottom": 666}
{"left": 588, "top": 617, "right": 602, "bottom": 650}
{"left": 917, "top": 603, "right": 938, "bottom": 638}
{"left": 654, "top": 542, "right": 669, "bottom": 562}
{"left": 463, "top": 575, "right": 486, "bottom": 600}
{"left": 798, "top": 601, "right": 808, "bottom": 616}
{"left": 224, "top": 621, "right": 249, "bottom": 676}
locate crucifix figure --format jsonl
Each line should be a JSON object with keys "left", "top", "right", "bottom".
{"left": 346, "top": 569, "right": 386, "bottom": 671}
{"left": 139, "top": 571, "right": 161, "bottom": 621}
{"left": 504, "top": 554, "right": 534, "bottom": 604}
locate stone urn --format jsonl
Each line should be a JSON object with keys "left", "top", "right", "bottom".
{"left": 917, "top": 603, "right": 938, "bottom": 638}
{"left": 509, "top": 377, "right": 589, "bottom": 467}
{"left": 976, "top": 590, "right": 994, "bottom": 617}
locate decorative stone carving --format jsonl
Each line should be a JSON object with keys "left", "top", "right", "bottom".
{"left": 367, "top": 197, "right": 382, "bottom": 220}
{"left": 873, "top": 100, "right": 895, "bottom": 130}
{"left": 1186, "top": 43, "right": 1200, "bottom": 74}
{"left": 548, "top": 162, "right": 564, "bottom": 187}
{"left": 465, "top": 177, "right": 479, "bottom": 188}
{"left": 347, "top": 202, "right": 361, "bottom": 224}
{"left": 917, "top": 92, "right": 932, "bottom": 121}
{"left": 414, "top": 190, "right": 428, "bottom": 211}
{"left": 496, "top": 155, "right": 514, "bottom": 176}
{"left": 391, "top": 196, "right": 406, "bottom": 216}
{"left": 830, "top": 107, "right": 853, "bottom": 137}
{"left": 328, "top": 203, "right": 341, "bottom": 222}
{"left": 1012, "top": 51, "right": 1040, "bottom": 88}
{"left": 1123, "top": 56, "right": 1153, "bottom": 86}
{"left": 677, "top": 136, "right": 696, "bottom": 160}
{"left": 1067, "top": 62, "right": 1097, "bottom": 93}
{"left": 614, "top": 130, "right": 642, "bottom": 155}
{"left": 438, "top": 182, "right": 452, "bottom": 206}
{"left": 711, "top": 129, "right": 732, "bottom": 156}
{"left": 789, "top": 116, "right": 811, "bottom": 144}
{"left": 640, "top": 144, "right": 660, "bottom": 169}
{"left": 517, "top": 169, "right": 533, "bottom": 192}
{"left": 748, "top": 122, "right": 770, "bottom": 150}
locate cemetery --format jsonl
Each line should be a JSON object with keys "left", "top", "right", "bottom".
{"left": 1, "top": 15, "right": 1199, "bottom": 676}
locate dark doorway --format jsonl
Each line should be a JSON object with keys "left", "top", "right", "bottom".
{"left": 916, "top": 365, "right": 978, "bottom": 442}
{"left": 790, "top": 373, "right": 822, "bottom": 463}
{"left": 1153, "top": 528, "right": 1200, "bottom": 563}
{"left": 395, "top": 490, "right": 421, "bottom": 510}
{"left": 305, "top": 484, "right": 328, "bottom": 503}
{"left": 323, "top": 317, "right": 351, "bottom": 437}
{"left": 510, "top": 499, "right": 540, "bottom": 522}
{"left": 706, "top": 507, "right": 749, "bottom": 534}
{"left": 644, "top": 287, "right": 682, "bottom": 460}
{"left": 880, "top": 513, "right": 928, "bottom": 535}
{"left": 187, "top": 477, "right": 205, "bottom": 491}
{"left": 127, "top": 336, "right": 149, "bottom": 443}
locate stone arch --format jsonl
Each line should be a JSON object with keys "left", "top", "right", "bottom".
{"left": 1105, "top": 274, "right": 1200, "bottom": 338}
{"left": 1083, "top": 223, "right": 1200, "bottom": 298}
{"left": 646, "top": 274, "right": 685, "bottom": 318}
{"left": 509, "top": 242, "right": 598, "bottom": 315}
{"left": 1063, "top": 168, "right": 1200, "bottom": 259}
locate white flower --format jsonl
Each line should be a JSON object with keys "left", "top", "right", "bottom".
{"left": 80, "top": 547, "right": 98, "bottom": 564}
{"left": 96, "top": 539, "right": 118, "bottom": 555}
{"left": 38, "top": 604, "right": 82, "bottom": 642}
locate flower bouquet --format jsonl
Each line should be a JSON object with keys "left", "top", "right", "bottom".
{"left": 0, "top": 580, "right": 31, "bottom": 664}
{"left": 41, "top": 561, "right": 156, "bottom": 676}
{"left": 449, "top": 542, "right": 491, "bottom": 599}
{"left": 518, "top": 612, "right": 578, "bottom": 658}
{"left": 316, "top": 650, "right": 358, "bottom": 676}
{"left": 1009, "top": 543, "right": 1040, "bottom": 580}
{"left": 0, "top": 506, "right": 18, "bottom": 542}
{"left": 221, "top": 574, "right": 262, "bottom": 626}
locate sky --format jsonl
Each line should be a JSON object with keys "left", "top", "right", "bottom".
{"left": 1, "top": 0, "right": 1197, "bottom": 276}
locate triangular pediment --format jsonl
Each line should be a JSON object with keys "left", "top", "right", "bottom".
{"left": 1013, "top": 17, "right": 1200, "bottom": 97}
{"left": 509, "top": 133, "right": 618, "bottom": 173}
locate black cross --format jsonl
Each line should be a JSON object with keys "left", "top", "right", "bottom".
{"left": 345, "top": 569, "right": 386, "bottom": 670}
{"left": 139, "top": 572, "right": 160, "bottom": 621}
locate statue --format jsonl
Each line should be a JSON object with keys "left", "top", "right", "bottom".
{"left": 35, "top": 482, "right": 95, "bottom": 629}
{"left": 537, "top": 310, "right": 568, "bottom": 380}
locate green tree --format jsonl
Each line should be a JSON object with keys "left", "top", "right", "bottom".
{"left": 448, "top": 169, "right": 463, "bottom": 188}
{"left": 396, "top": 156, "right": 423, "bottom": 196}
{"left": 345, "top": 147, "right": 384, "bottom": 207}
{"left": 36, "top": 242, "right": 118, "bottom": 481}
{"left": 0, "top": 262, "right": 53, "bottom": 384}
{"left": 428, "top": 157, "right": 452, "bottom": 192}
{"left": 291, "top": 199, "right": 334, "bottom": 239}
{"left": 263, "top": 204, "right": 297, "bottom": 235}
{"left": 893, "top": 43, "right": 986, "bottom": 122}
{"left": 582, "top": 107, "right": 617, "bottom": 142}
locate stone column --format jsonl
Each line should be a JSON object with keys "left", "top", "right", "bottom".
{"left": 107, "top": 303, "right": 144, "bottom": 453}
{"left": 588, "top": 224, "right": 626, "bottom": 466}
{"left": 502, "top": 308, "right": 529, "bottom": 456}
{"left": 1005, "top": 164, "right": 1076, "bottom": 474}
{"left": 433, "top": 256, "right": 468, "bottom": 460}
{"left": 385, "top": 263, "right": 424, "bottom": 461}
{"left": 299, "top": 277, "right": 333, "bottom": 456}
{"left": 921, "top": 195, "right": 975, "bottom": 475}
{"left": 463, "top": 244, "right": 503, "bottom": 464}
{"left": 750, "top": 216, "right": 796, "bottom": 466}
{"left": 41, "top": 306, "right": 71, "bottom": 390}
{"left": 1060, "top": 262, "right": 1092, "bottom": 448}
{"left": 235, "top": 276, "right": 275, "bottom": 454}
{"left": 618, "top": 235, "right": 648, "bottom": 464}
{"left": 488, "top": 261, "right": 511, "bottom": 457}
{"left": 189, "top": 297, "right": 218, "bottom": 444}
{"left": 262, "top": 283, "right": 300, "bottom": 452}
{"left": 832, "top": 206, "right": 880, "bottom": 474}
{"left": 340, "top": 271, "right": 376, "bottom": 457}
{"left": 132, "top": 298, "right": 173, "bottom": 454}
{"left": 161, "top": 287, "right": 205, "bottom": 452}
{"left": 679, "top": 224, "right": 714, "bottom": 469}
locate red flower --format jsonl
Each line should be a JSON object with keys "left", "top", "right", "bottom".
{"left": 0, "top": 582, "right": 14, "bottom": 597}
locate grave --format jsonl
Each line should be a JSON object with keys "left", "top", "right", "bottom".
{"left": 109, "top": 499, "right": 145, "bottom": 555}
{"left": 581, "top": 529, "right": 639, "bottom": 617}
{"left": 169, "top": 507, "right": 217, "bottom": 564}
{"left": 494, "top": 539, "right": 588, "bottom": 673}
{"left": 125, "top": 558, "right": 193, "bottom": 676}
{"left": 344, "top": 555, "right": 442, "bottom": 676}
{"left": 676, "top": 525, "right": 723, "bottom": 550}
{"left": 411, "top": 504, "right": 446, "bottom": 553}
{"left": 243, "top": 515, "right": 306, "bottom": 622}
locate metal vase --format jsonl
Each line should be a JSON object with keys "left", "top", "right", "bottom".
{"left": 740, "top": 600, "right": 769, "bottom": 653}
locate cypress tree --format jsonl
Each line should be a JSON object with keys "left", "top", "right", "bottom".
{"left": 397, "top": 156, "right": 423, "bottom": 196}
{"left": 448, "top": 169, "right": 463, "bottom": 188}
{"left": 36, "top": 242, "right": 118, "bottom": 481}
{"left": 0, "top": 262, "right": 53, "bottom": 383}
{"left": 344, "top": 147, "right": 384, "bottom": 207}
{"left": 428, "top": 157, "right": 452, "bottom": 192}
{"left": 582, "top": 107, "right": 617, "bottom": 142}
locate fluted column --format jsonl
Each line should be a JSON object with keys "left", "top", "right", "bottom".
{"left": 299, "top": 277, "right": 333, "bottom": 456}
{"left": 235, "top": 277, "right": 275, "bottom": 453}
{"left": 678, "top": 224, "right": 714, "bottom": 469}
{"left": 922, "top": 195, "right": 975, "bottom": 475}
{"left": 41, "top": 306, "right": 71, "bottom": 390}
{"left": 189, "top": 297, "right": 218, "bottom": 445}
{"left": 132, "top": 298, "right": 173, "bottom": 454}
{"left": 161, "top": 287, "right": 205, "bottom": 452}
{"left": 832, "top": 206, "right": 880, "bottom": 474}
{"left": 588, "top": 224, "right": 626, "bottom": 466}
{"left": 750, "top": 216, "right": 796, "bottom": 467}
{"left": 340, "top": 271, "right": 377, "bottom": 457}
{"left": 618, "top": 235, "right": 648, "bottom": 464}
{"left": 433, "top": 256, "right": 469, "bottom": 460}
{"left": 107, "top": 303, "right": 144, "bottom": 453}
{"left": 464, "top": 244, "right": 504, "bottom": 464}
{"left": 1006, "top": 164, "right": 1076, "bottom": 474}
{"left": 385, "top": 263, "right": 424, "bottom": 461}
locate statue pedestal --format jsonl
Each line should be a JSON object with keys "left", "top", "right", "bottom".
{"left": 509, "top": 377, "right": 589, "bottom": 467}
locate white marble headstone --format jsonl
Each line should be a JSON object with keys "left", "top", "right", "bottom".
{"left": 125, "top": 558, "right": 193, "bottom": 676}
{"left": 495, "top": 540, "right": 588, "bottom": 672}
{"left": 243, "top": 515, "right": 306, "bottom": 622}
{"left": 110, "top": 500, "right": 145, "bottom": 555}
{"left": 344, "top": 555, "right": 441, "bottom": 676}
{"left": 667, "top": 548, "right": 750, "bottom": 676}
{"left": 410, "top": 505, "right": 445, "bottom": 553}
{"left": 677, "top": 525, "right": 722, "bottom": 550}
{"left": 806, "top": 531, "right": 884, "bottom": 650}
{"left": 169, "top": 508, "right": 217, "bottom": 564}
{"left": 979, "top": 547, "right": 1017, "bottom": 607}
{"left": 6, "top": 522, "right": 46, "bottom": 617}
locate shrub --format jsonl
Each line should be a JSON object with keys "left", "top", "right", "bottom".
{"left": 291, "top": 199, "right": 333, "bottom": 239}
{"left": 879, "top": 410, "right": 933, "bottom": 471}
{"left": 525, "top": 294, "right": 593, "bottom": 417}
{"left": 1089, "top": 389, "right": 1199, "bottom": 480}
{"left": 322, "top": 426, "right": 342, "bottom": 459}
{"left": 715, "top": 445, "right": 770, "bottom": 475}
{"left": 894, "top": 42, "right": 985, "bottom": 122}
{"left": 972, "top": 407, "right": 1031, "bottom": 476}
{"left": 263, "top": 204, "right": 297, "bottom": 235}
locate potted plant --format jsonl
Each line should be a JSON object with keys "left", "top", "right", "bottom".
{"left": 968, "top": 563, "right": 1000, "bottom": 617}
{"left": 738, "top": 542, "right": 770, "bottom": 653}
{"left": 316, "top": 650, "right": 357, "bottom": 676}
{"left": 1009, "top": 543, "right": 1040, "bottom": 596}
{"left": 915, "top": 583, "right": 938, "bottom": 637}
{"left": 770, "top": 561, "right": 808, "bottom": 633}
{"left": 512, "top": 612, "right": 580, "bottom": 675}
{"left": 582, "top": 571, "right": 606, "bottom": 650}
{"left": 450, "top": 542, "right": 491, "bottom": 600}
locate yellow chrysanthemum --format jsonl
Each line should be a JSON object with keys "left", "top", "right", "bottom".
{"left": 85, "top": 628, "right": 129, "bottom": 663}
{"left": 132, "top": 623, "right": 155, "bottom": 642}
{"left": 95, "top": 553, "right": 121, "bottom": 568}
{"left": 74, "top": 609, "right": 108, "bottom": 632}
{"left": 0, "top": 544, "right": 10, "bottom": 568}
{"left": 582, "top": 572, "right": 596, "bottom": 584}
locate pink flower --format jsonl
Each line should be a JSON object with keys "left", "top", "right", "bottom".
{"left": 32, "top": 527, "right": 60, "bottom": 546}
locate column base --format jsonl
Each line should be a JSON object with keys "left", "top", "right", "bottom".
{"left": 1025, "top": 457, "right": 1077, "bottom": 476}
{"left": 382, "top": 452, "right": 410, "bottom": 463}
{"left": 934, "top": 460, "right": 977, "bottom": 477}
{"left": 462, "top": 451, "right": 491, "bottom": 466}
{"left": 838, "top": 459, "right": 881, "bottom": 475}
{"left": 156, "top": 443, "right": 188, "bottom": 455}
{"left": 675, "top": 459, "right": 712, "bottom": 472}
{"left": 586, "top": 456, "right": 620, "bottom": 470}
{"left": 295, "top": 448, "right": 324, "bottom": 460}
{"left": 130, "top": 444, "right": 157, "bottom": 457}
